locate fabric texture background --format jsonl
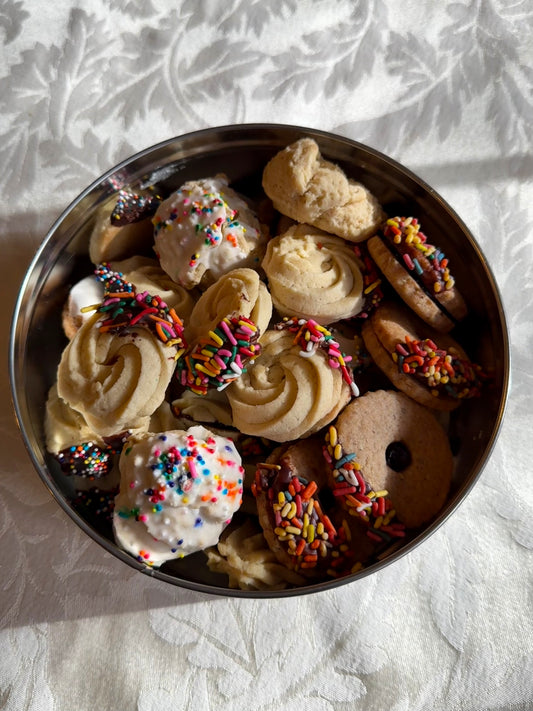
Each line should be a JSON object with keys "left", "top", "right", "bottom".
{"left": 1, "top": 1, "right": 532, "bottom": 709}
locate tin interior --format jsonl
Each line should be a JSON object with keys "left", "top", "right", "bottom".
{"left": 9, "top": 124, "right": 510, "bottom": 597}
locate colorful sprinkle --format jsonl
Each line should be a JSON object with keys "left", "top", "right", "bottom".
{"left": 177, "top": 315, "right": 261, "bottom": 395}
{"left": 56, "top": 442, "right": 112, "bottom": 479}
{"left": 382, "top": 216, "right": 456, "bottom": 296}
{"left": 324, "top": 426, "right": 406, "bottom": 541}
{"left": 392, "top": 336, "right": 486, "bottom": 399}
{"left": 88, "top": 263, "right": 186, "bottom": 355}
{"left": 110, "top": 189, "right": 161, "bottom": 226}
{"left": 275, "top": 317, "right": 360, "bottom": 397}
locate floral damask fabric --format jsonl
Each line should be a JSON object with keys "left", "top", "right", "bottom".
{"left": 1, "top": 1, "right": 532, "bottom": 709}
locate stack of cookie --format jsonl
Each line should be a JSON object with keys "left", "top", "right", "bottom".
{"left": 44, "top": 137, "right": 486, "bottom": 586}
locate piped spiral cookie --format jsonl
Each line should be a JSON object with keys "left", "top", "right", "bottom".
{"left": 226, "top": 321, "right": 353, "bottom": 442}
{"left": 262, "top": 138, "right": 385, "bottom": 242}
{"left": 45, "top": 382, "right": 101, "bottom": 454}
{"left": 111, "top": 256, "right": 195, "bottom": 322}
{"left": 184, "top": 267, "right": 272, "bottom": 347}
{"left": 261, "top": 224, "right": 365, "bottom": 323}
{"left": 57, "top": 312, "right": 177, "bottom": 438}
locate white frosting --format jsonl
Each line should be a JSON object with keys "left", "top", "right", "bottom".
{"left": 153, "top": 176, "right": 265, "bottom": 289}
{"left": 66, "top": 276, "right": 104, "bottom": 329}
{"left": 113, "top": 425, "right": 244, "bottom": 565}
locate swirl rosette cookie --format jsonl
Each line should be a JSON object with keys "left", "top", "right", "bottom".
{"left": 184, "top": 267, "right": 272, "bottom": 347}
{"left": 56, "top": 312, "right": 176, "bottom": 438}
{"left": 262, "top": 224, "right": 365, "bottom": 323}
{"left": 262, "top": 138, "right": 385, "bottom": 242}
{"left": 153, "top": 175, "right": 267, "bottom": 289}
{"left": 226, "top": 322, "right": 353, "bottom": 442}
{"left": 45, "top": 382, "right": 100, "bottom": 454}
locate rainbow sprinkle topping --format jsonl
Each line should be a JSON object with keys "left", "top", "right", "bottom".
{"left": 110, "top": 190, "right": 161, "bottom": 226}
{"left": 83, "top": 263, "right": 186, "bottom": 355}
{"left": 383, "top": 216, "right": 455, "bottom": 295}
{"left": 275, "top": 317, "right": 360, "bottom": 397}
{"left": 324, "top": 426, "right": 405, "bottom": 544}
{"left": 57, "top": 442, "right": 113, "bottom": 479}
{"left": 252, "top": 463, "right": 358, "bottom": 576}
{"left": 177, "top": 315, "right": 261, "bottom": 395}
{"left": 392, "top": 336, "right": 485, "bottom": 399}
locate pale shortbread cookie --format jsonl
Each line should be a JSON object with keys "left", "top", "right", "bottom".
{"left": 361, "top": 301, "right": 470, "bottom": 411}
{"left": 57, "top": 312, "right": 174, "bottom": 438}
{"left": 226, "top": 328, "right": 351, "bottom": 442}
{"left": 206, "top": 518, "right": 306, "bottom": 591}
{"left": 153, "top": 175, "right": 267, "bottom": 289}
{"left": 262, "top": 224, "right": 364, "bottom": 324}
{"left": 184, "top": 267, "right": 272, "bottom": 347}
{"left": 89, "top": 190, "right": 157, "bottom": 264}
{"left": 45, "top": 382, "right": 101, "bottom": 453}
{"left": 170, "top": 388, "right": 233, "bottom": 427}
{"left": 334, "top": 390, "right": 453, "bottom": 528}
{"left": 262, "top": 138, "right": 385, "bottom": 242}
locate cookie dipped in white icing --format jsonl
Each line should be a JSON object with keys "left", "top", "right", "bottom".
{"left": 113, "top": 425, "right": 244, "bottom": 565}
{"left": 152, "top": 175, "right": 266, "bottom": 289}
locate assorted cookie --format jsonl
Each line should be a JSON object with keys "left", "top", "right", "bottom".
{"left": 328, "top": 390, "right": 453, "bottom": 530}
{"left": 45, "top": 137, "right": 487, "bottom": 590}
{"left": 362, "top": 300, "right": 483, "bottom": 411}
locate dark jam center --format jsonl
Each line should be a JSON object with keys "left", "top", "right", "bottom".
{"left": 385, "top": 441, "right": 412, "bottom": 472}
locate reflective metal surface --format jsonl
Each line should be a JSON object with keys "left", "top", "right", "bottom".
{"left": 9, "top": 124, "right": 510, "bottom": 597}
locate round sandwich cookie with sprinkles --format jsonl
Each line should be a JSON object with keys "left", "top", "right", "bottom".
{"left": 330, "top": 390, "right": 453, "bottom": 530}
{"left": 362, "top": 300, "right": 486, "bottom": 411}
{"left": 367, "top": 216, "right": 467, "bottom": 332}
{"left": 252, "top": 437, "right": 375, "bottom": 578}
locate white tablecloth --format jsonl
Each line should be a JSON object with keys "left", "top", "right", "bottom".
{"left": 2, "top": 2, "right": 532, "bottom": 709}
